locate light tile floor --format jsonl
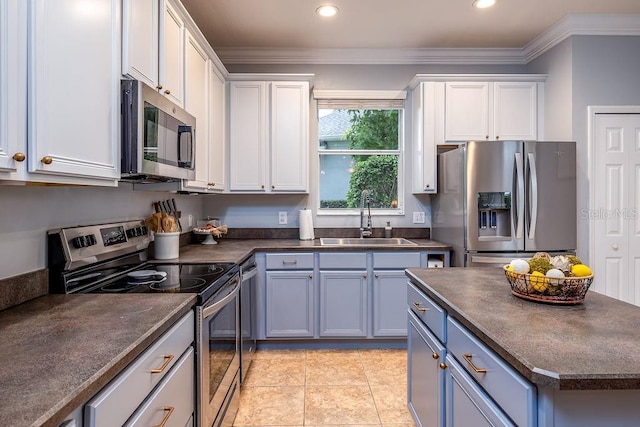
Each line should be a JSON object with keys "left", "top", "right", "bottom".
{"left": 233, "top": 348, "right": 416, "bottom": 427}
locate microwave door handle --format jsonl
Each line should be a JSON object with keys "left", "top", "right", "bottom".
{"left": 514, "top": 152, "right": 525, "bottom": 239}
{"left": 527, "top": 152, "right": 538, "bottom": 239}
{"left": 177, "top": 125, "right": 193, "bottom": 167}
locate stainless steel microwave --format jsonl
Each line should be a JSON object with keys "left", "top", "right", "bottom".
{"left": 121, "top": 79, "right": 196, "bottom": 182}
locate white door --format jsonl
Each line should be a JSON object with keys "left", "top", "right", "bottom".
{"left": 159, "top": 1, "right": 184, "bottom": 107}
{"left": 122, "top": 0, "right": 159, "bottom": 88}
{"left": 445, "top": 82, "right": 490, "bottom": 142}
{"left": 592, "top": 113, "right": 640, "bottom": 305}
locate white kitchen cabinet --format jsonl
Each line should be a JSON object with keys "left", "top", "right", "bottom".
{"left": 228, "top": 80, "right": 309, "bottom": 193}
{"left": 445, "top": 81, "right": 538, "bottom": 142}
{"left": 122, "top": 0, "right": 184, "bottom": 107}
{"left": 411, "top": 81, "right": 444, "bottom": 194}
{"left": 22, "top": 0, "right": 120, "bottom": 184}
{"left": 182, "top": 29, "right": 209, "bottom": 190}
{"left": 0, "top": 0, "right": 26, "bottom": 176}
{"left": 205, "top": 63, "right": 226, "bottom": 191}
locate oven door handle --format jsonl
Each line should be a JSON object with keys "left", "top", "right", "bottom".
{"left": 241, "top": 264, "right": 258, "bottom": 281}
{"left": 202, "top": 279, "right": 239, "bottom": 319}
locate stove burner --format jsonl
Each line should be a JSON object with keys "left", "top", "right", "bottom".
{"left": 179, "top": 265, "right": 225, "bottom": 278}
{"left": 100, "top": 282, "right": 142, "bottom": 292}
{"left": 177, "top": 277, "right": 208, "bottom": 291}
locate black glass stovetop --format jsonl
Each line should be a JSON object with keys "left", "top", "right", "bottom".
{"left": 86, "top": 262, "right": 239, "bottom": 303}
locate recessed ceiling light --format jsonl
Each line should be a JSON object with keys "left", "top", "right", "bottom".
{"left": 316, "top": 4, "right": 339, "bottom": 17}
{"left": 473, "top": 0, "right": 496, "bottom": 8}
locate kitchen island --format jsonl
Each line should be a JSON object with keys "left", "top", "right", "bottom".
{"left": 406, "top": 267, "right": 640, "bottom": 427}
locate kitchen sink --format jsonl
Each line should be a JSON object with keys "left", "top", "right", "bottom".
{"left": 320, "top": 237, "right": 418, "bottom": 246}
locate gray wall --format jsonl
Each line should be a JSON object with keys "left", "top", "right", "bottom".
{"left": 0, "top": 184, "right": 203, "bottom": 279}
{"left": 527, "top": 35, "right": 640, "bottom": 264}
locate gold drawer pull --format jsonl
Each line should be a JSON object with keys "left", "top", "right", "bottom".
{"left": 439, "top": 362, "right": 447, "bottom": 370}
{"left": 413, "top": 302, "right": 428, "bottom": 312}
{"left": 41, "top": 156, "right": 53, "bottom": 165}
{"left": 463, "top": 353, "right": 487, "bottom": 373}
{"left": 150, "top": 354, "right": 174, "bottom": 373}
{"left": 432, "top": 352, "right": 439, "bottom": 360}
{"left": 153, "top": 406, "right": 174, "bottom": 427}
{"left": 164, "top": 89, "right": 171, "bottom": 95}
{"left": 13, "top": 152, "right": 26, "bottom": 162}
{"left": 282, "top": 260, "right": 298, "bottom": 265}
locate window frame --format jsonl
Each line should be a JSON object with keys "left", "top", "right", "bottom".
{"left": 314, "top": 90, "right": 407, "bottom": 217}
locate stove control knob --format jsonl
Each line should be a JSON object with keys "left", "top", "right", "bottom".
{"left": 139, "top": 226, "right": 148, "bottom": 235}
{"left": 126, "top": 228, "right": 138, "bottom": 238}
{"left": 72, "top": 234, "right": 97, "bottom": 248}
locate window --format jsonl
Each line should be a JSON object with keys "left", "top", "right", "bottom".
{"left": 315, "top": 92, "right": 405, "bottom": 215}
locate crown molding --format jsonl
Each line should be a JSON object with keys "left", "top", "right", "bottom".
{"left": 523, "top": 14, "right": 640, "bottom": 63}
{"left": 215, "top": 14, "right": 640, "bottom": 66}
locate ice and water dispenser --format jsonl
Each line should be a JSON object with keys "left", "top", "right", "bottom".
{"left": 477, "top": 192, "right": 511, "bottom": 239}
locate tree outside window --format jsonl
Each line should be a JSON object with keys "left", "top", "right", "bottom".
{"left": 319, "top": 108, "right": 402, "bottom": 211}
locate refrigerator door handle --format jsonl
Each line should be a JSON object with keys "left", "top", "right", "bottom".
{"left": 470, "top": 255, "right": 520, "bottom": 265}
{"left": 527, "top": 152, "right": 538, "bottom": 240}
{"left": 514, "top": 152, "right": 525, "bottom": 239}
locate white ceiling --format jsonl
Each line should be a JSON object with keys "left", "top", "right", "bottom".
{"left": 180, "top": 0, "right": 640, "bottom": 64}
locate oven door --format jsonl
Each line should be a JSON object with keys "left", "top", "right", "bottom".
{"left": 198, "top": 273, "right": 240, "bottom": 427}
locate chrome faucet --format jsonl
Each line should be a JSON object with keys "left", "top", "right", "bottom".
{"left": 360, "top": 190, "right": 372, "bottom": 238}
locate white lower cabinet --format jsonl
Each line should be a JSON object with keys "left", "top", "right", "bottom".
{"left": 85, "top": 311, "right": 195, "bottom": 427}
{"left": 407, "top": 281, "right": 536, "bottom": 427}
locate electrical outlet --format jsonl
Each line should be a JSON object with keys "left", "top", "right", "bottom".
{"left": 278, "top": 211, "right": 288, "bottom": 225}
{"left": 187, "top": 214, "right": 193, "bottom": 228}
{"left": 413, "top": 211, "right": 426, "bottom": 224}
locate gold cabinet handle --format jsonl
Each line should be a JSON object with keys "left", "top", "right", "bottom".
{"left": 485, "top": 135, "right": 489, "bottom": 140}
{"left": 432, "top": 352, "right": 439, "bottom": 360}
{"left": 150, "top": 354, "right": 174, "bottom": 373}
{"left": 41, "top": 156, "right": 53, "bottom": 165}
{"left": 439, "top": 362, "right": 447, "bottom": 370}
{"left": 463, "top": 353, "right": 487, "bottom": 373}
{"left": 156, "top": 84, "right": 163, "bottom": 90}
{"left": 164, "top": 89, "right": 171, "bottom": 95}
{"left": 412, "top": 302, "right": 428, "bottom": 312}
{"left": 496, "top": 135, "right": 499, "bottom": 140}
{"left": 153, "top": 406, "right": 175, "bottom": 427}
{"left": 282, "top": 260, "right": 298, "bottom": 265}
{"left": 208, "top": 182, "right": 215, "bottom": 187}
{"left": 12, "top": 152, "right": 26, "bottom": 162}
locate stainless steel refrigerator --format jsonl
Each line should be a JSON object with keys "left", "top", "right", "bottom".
{"left": 431, "top": 140, "right": 576, "bottom": 267}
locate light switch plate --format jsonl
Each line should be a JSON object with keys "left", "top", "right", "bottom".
{"left": 413, "top": 211, "right": 426, "bottom": 224}
{"left": 278, "top": 211, "right": 288, "bottom": 225}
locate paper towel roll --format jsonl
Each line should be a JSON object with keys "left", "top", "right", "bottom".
{"left": 299, "top": 209, "right": 315, "bottom": 240}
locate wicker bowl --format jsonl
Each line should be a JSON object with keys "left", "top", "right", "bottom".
{"left": 503, "top": 265, "right": 594, "bottom": 305}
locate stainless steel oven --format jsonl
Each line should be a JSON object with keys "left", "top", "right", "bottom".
{"left": 197, "top": 272, "right": 240, "bottom": 427}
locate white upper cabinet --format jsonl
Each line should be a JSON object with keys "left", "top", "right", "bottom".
{"left": 412, "top": 81, "right": 444, "bottom": 194}
{"left": 229, "top": 81, "right": 267, "bottom": 191}
{"left": 0, "top": 0, "right": 25, "bottom": 176}
{"left": 270, "top": 81, "right": 309, "bottom": 192}
{"left": 228, "top": 79, "right": 310, "bottom": 193}
{"left": 25, "top": 0, "right": 120, "bottom": 184}
{"left": 159, "top": 1, "right": 184, "bottom": 107}
{"left": 206, "top": 64, "right": 226, "bottom": 191}
{"left": 182, "top": 29, "right": 209, "bottom": 190}
{"left": 121, "top": 0, "right": 159, "bottom": 89}
{"left": 445, "top": 81, "right": 539, "bottom": 142}
{"left": 122, "top": 0, "right": 184, "bottom": 107}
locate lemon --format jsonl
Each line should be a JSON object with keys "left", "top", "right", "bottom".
{"left": 571, "top": 264, "right": 592, "bottom": 277}
{"left": 530, "top": 271, "right": 548, "bottom": 292}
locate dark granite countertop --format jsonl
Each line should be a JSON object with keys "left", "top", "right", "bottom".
{"left": 169, "top": 238, "right": 451, "bottom": 265}
{"left": 406, "top": 267, "right": 640, "bottom": 391}
{"left": 0, "top": 294, "right": 196, "bottom": 427}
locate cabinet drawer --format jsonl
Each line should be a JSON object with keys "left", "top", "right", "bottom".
{"left": 266, "top": 253, "right": 314, "bottom": 269}
{"left": 373, "top": 252, "right": 421, "bottom": 269}
{"left": 447, "top": 317, "right": 536, "bottom": 427}
{"left": 125, "top": 346, "right": 195, "bottom": 427}
{"left": 319, "top": 252, "right": 366, "bottom": 269}
{"left": 85, "top": 311, "right": 194, "bottom": 427}
{"left": 407, "top": 282, "right": 446, "bottom": 343}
